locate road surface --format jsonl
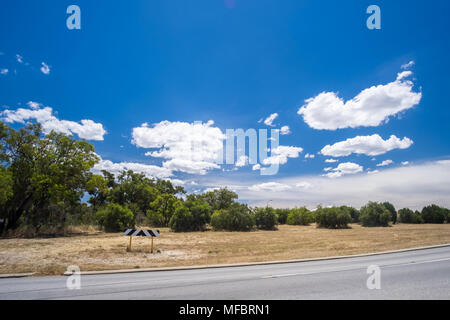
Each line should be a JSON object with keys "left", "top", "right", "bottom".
{"left": 1, "top": 246, "right": 449, "bottom": 299}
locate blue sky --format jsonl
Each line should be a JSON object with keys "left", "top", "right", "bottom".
{"left": 1, "top": 0, "right": 450, "bottom": 209}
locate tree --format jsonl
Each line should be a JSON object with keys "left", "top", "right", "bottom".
{"left": 253, "top": 207, "right": 278, "bottom": 230}
{"left": 199, "top": 188, "right": 238, "bottom": 211}
{"left": 360, "top": 202, "right": 391, "bottom": 227}
{"left": 184, "top": 195, "right": 212, "bottom": 231}
{"left": 315, "top": 206, "right": 351, "bottom": 229}
{"left": 339, "top": 206, "right": 360, "bottom": 223}
{"left": 168, "top": 205, "right": 194, "bottom": 232}
{"left": 146, "top": 193, "right": 180, "bottom": 227}
{"left": 210, "top": 203, "right": 254, "bottom": 231}
{"left": 421, "top": 205, "right": 447, "bottom": 224}
{"left": 286, "top": 207, "right": 313, "bottom": 226}
{"left": 0, "top": 122, "right": 99, "bottom": 231}
{"left": 96, "top": 203, "right": 134, "bottom": 232}
{"left": 382, "top": 202, "right": 397, "bottom": 224}
{"left": 398, "top": 208, "right": 423, "bottom": 224}
{"left": 86, "top": 174, "right": 109, "bottom": 209}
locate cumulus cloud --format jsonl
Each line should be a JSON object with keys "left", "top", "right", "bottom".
{"left": 401, "top": 60, "right": 415, "bottom": 69}
{"left": 377, "top": 159, "right": 393, "bottom": 167}
{"left": 325, "top": 158, "right": 338, "bottom": 163}
{"left": 320, "top": 134, "right": 413, "bottom": 157}
{"left": 264, "top": 113, "right": 278, "bottom": 126}
{"left": 132, "top": 120, "right": 225, "bottom": 175}
{"left": 280, "top": 125, "right": 291, "bottom": 135}
{"left": 0, "top": 69, "right": 8, "bottom": 75}
{"left": 249, "top": 182, "right": 292, "bottom": 192}
{"left": 93, "top": 158, "right": 173, "bottom": 179}
{"left": 235, "top": 155, "right": 249, "bottom": 167}
{"left": 297, "top": 70, "right": 421, "bottom": 130}
{"left": 1, "top": 104, "right": 106, "bottom": 140}
{"left": 252, "top": 164, "right": 261, "bottom": 171}
{"left": 402, "top": 161, "right": 410, "bottom": 166}
{"left": 40, "top": 62, "right": 50, "bottom": 75}
{"left": 295, "top": 181, "right": 313, "bottom": 189}
{"left": 262, "top": 145, "right": 303, "bottom": 165}
{"left": 323, "top": 162, "right": 363, "bottom": 178}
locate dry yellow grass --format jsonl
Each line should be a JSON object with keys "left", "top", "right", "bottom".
{"left": 1, "top": 223, "right": 450, "bottom": 276}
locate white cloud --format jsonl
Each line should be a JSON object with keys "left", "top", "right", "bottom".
{"left": 402, "top": 161, "right": 410, "bottom": 166}
{"left": 325, "top": 158, "right": 338, "bottom": 163}
{"left": 323, "top": 162, "right": 363, "bottom": 178}
{"left": 197, "top": 159, "right": 450, "bottom": 210}
{"left": 297, "top": 70, "right": 422, "bottom": 130}
{"left": 252, "top": 164, "right": 261, "bottom": 171}
{"left": 280, "top": 125, "right": 291, "bottom": 135}
{"left": 320, "top": 134, "right": 413, "bottom": 157}
{"left": 295, "top": 181, "right": 313, "bottom": 189}
{"left": 133, "top": 120, "right": 225, "bottom": 175}
{"left": 396, "top": 70, "right": 412, "bottom": 81}
{"left": 0, "top": 69, "right": 8, "bottom": 75}
{"left": 249, "top": 182, "right": 291, "bottom": 192}
{"left": 377, "top": 159, "right": 393, "bottom": 167}
{"left": 40, "top": 62, "right": 50, "bottom": 75}
{"left": 16, "top": 54, "right": 23, "bottom": 63}
{"left": 264, "top": 113, "right": 278, "bottom": 126}
{"left": 262, "top": 145, "right": 303, "bottom": 165}
{"left": 93, "top": 158, "right": 173, "bottom": 179}
{"left": 323, "top": 167, "right": 333, "bottom": 172}
{"left": 1, "top": 105, "right": 106, "bottom": 140}
{"left": 401, "top": 60, "right": 415, "bottom": 69}
{"left": 235, "top": 155, "right": 249, "bottom": 167}
{"left": 367, "top": 170, "right": 379, "bottom": 174}
{"left": 304, "top": 153, "right": 315, "bottom": 159}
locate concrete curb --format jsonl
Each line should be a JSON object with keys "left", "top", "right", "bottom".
{"left": 64, "top": 242, "right": 450, "bottom": 276}
{"left": 0, "top": 273, "right": 35, "bottom": 279}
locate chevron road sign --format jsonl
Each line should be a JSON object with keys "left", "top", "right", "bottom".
{"left": 124, "top": 229, "right": 160, "bottom": 253}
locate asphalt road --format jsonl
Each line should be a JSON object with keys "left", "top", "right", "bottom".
{"left": 1, "top": 246, "right": 449, "bottom": 300}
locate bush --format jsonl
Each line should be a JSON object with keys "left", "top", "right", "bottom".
{"left": 168, "top": 205, "right": 194, "bottom": 232}
{"left": 184, "top": 198, "right": 212, "bottom": 231}
{"left": 315, "top": 206, "right": 351, "bottom": 229}
{"left": 398, "top": 208, "right": 423, "bottom": 224}
{"left": 340, "top": 206, "right": 360, "bottom": 223}
{"left": 360, "top": 202, "right": 391, "bottom": 227}
{"left": 275, "top": 208, "right": 290, "bottom": 225}
{"left": 253, "top": 207, "right": 278, "bottom": 230}
{"left": 382, "top": 202, "right": 397, "bottom": 224}
{"left": 286, "top": 207, "right": 314, "bottom": 226}
{"left": 421, "top": 205, "right": 447, "bottom": 224}
{"left": 210, "top": 203, "right": 254, "bottom": 231}
{"left": 96, "top": 203, "right": 134, "bottom": 232}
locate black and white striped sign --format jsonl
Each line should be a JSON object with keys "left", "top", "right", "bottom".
{"left": 124, "top": 229, "right": 160, "bottom": 237}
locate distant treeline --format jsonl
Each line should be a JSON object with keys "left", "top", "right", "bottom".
{"left": 1, "top": 121, "right": 449, "bottom": 236}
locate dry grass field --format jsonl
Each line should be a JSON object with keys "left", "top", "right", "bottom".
{"left": 1, "top": 223, "right": 450, "bottom": 276}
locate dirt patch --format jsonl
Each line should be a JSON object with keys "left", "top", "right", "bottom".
{"left": 1, "top": 224, "right": 450, "bottom": 276}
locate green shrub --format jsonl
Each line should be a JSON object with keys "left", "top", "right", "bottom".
{"left": 184, "top": 198, "right": 212, "bottom": 231}
{"left": 96, "top": 203, "right": 134, "bottom": 232}
{"left": 315, "top": 206, "right": 351, "bottom": 229}
{"left": 340, "top": 206, "right": 360, "bottom": 223}
{"left": 253, "top": 207, "right": 278, "bottom": 230}
{"left": 286, "top": 207, "right": 313, "bottom": 226}
{"left": 382, "top": 202, "right": 397, "bottom": 224}
{"left": 168, "top": 205, "right": 194, "bottom": 232}
{"left": 210, "top": 203, "right": 254, "bottom": 231}
{"left": 275, "top": 208, "right": 290, "bottom": 224}
{"left": 360, "top": 202, "right": 391, "bottom": 227}
{"left": 398, "top": 208, "right": 423, "bottom": 224}
{"left": 421, "top": 205, "right": 447, "bottom": 224}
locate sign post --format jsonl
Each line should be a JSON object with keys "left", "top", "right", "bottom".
{"left": 124, "top": 229, "right": 160, "bottom": 253}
